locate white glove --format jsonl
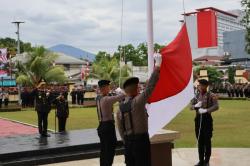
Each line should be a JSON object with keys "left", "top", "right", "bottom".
{"left": 46, "top": 92, "right": 50, "bottom": 97}
{"left": 154, "top": 53, "right": 162, "bottom": 67}
{"left": 194, "top": 101, "right": 202, "bottom": 108}
{"left": 198, "top": 108, "right": 207, "bottom": 114}
{"left": 115, "top": 87, "right": 125, "bottom": 95}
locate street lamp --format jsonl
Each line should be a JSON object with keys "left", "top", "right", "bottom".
{"left": 12, "top": 21, "right": 24, "bottom": 105}
{"left": 12, "top": 21, "right": 25, "bottom": 55}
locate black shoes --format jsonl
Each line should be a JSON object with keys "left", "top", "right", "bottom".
{"left": 41, "top": 133, "right": 51, "bottom": 137}
{"left": 194, "top": 162, "right": 210, "bottom": 166}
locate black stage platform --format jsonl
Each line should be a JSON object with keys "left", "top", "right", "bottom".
{"left": 0, "top": 129, "right": 123, "bottom": 166}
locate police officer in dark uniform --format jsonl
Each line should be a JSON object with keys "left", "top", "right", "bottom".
{"left": 70, "top": 88, "right": 77, "bottom": 104}
{"left": 191, "top": 79, "right": 219, "bottom": 166}
{"left": 116, "top": 53, "right": 162, "bottom": 166}
{"left": 55, "top": 93, "right": 69, "bottom": 132}
{"left": 96, "top": 80, "right": 125, "bottom": 166}
{"left": 33, "top": 81, "right": 52, "bottom": 137}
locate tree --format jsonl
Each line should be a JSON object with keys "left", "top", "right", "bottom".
{"left": 0, "top": 37, "right": 34, "bottom": 54}
{"left": 112, "top": 43, "right": 165, "bottom": 66}
{"left": 15, "top": 46, "right": 67, "bottom": 86}
{"left": 241, "top": 0, "right": 250, "bottom": 54}
{"left": 94, "top": 51, "right": 112, "bottom": 63}
{"left": 228, "top": 66, "right": 236, "bottom": 84}
{"left": 91, "top": 57, "right": 131, "bottom": 86}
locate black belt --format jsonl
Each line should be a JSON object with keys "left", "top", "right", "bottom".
{"left": 124, "top": 133, "right": 149, "bottom": 140}
{"left": 99, "top": 120, "right": 115, "bottom": 125}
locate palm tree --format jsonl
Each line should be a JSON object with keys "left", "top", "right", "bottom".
{"left": 15, "top": 46, "right": 67, "bottom": 86}
{"left": 91, "top": 57, "right": 131, "bottom": 86}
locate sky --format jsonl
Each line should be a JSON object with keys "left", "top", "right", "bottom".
{"left": 0, "top": 0, "right": 242, "bottom": 54}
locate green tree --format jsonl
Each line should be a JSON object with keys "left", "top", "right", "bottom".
{"left": 241, "top": 0, "right": 250, "bottom": 54}
{"left": 94, "top": 51, "right": 112, "bottom": 63}
{"left": 91, "top": 57, "right": 131, "bottom": 86}
{"left": 228, "top": 66, "right": 236, "bottom": 84}
{"left": 15, "top": 46, "right": 67, "bottom": 86}
{"left": 0, "top": 37, "right": 34, "bottom": 54}
{"left": 113, "top": 43, "right": 165, "bottom": 66}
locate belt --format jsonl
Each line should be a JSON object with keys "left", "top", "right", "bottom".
{"left": 99, "top": 120, "right": 115, "bottom": 125}
{"left": 124, "top": 133, "right": 149, "bottom": 140}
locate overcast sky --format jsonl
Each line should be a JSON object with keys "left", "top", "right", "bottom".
{"left": 0, "top": 0, "right": 242, "bottom": 54}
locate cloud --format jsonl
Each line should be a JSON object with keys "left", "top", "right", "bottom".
{"left": 0, "top": 0, "right": 242, "bottom": 53}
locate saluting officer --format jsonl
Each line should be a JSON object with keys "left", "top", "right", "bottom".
{"left": 33, "top": 81, "right": 52, "bottom": 137}
{"left": 191, "top": 79, "right": 219, "bottom": 166}
{"left": 96, "top": 80, "right": 125, "bottom": 166}
{"left": 116, "top": 53, "right": 162, "bottom": 166}
{"left": 55, "top": 93, "right": 69, "bottom": 132}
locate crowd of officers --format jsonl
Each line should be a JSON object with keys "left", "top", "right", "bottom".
{"left": 210, "top": 83, "right": 250, "bottom": 98}
{"left": 21, "top": 85, "right": 86, "bottom": 108}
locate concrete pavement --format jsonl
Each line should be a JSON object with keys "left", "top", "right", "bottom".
{"left": 44, "top": 148, "right": 250, "bottom": 166}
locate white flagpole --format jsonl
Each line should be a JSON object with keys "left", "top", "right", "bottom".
{"left": 147, "top": 0, "right": 154, "bottom": 77}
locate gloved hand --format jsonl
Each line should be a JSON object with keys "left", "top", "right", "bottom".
{"left": 115, "top": 87, "right": 125, "bottom": 95}
{"left": 194, "top": 101, "right": 202, "bottom": 108}
{"left": 198, "top": 108, "right": 207, "bottom": 114}
{"left": 154, "top": 53, "right": 162, "bottom": 67}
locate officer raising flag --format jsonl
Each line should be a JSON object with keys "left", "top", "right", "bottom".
{"left": 116, "top": 53, "right": 162, "bottom": 166}
{"left": 96, "top": 80, "right": 125, "bottom": 166}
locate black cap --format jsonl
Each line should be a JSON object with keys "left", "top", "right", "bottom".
{"left": 123, "top": 77, "right": 139, "bottom": 89}
{"left": 98, "top": 80, "right": 110, "bottom": 87}
{"left": 198, "top": 79, "right": 209, "bottom": 86}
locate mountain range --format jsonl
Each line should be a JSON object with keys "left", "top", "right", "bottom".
{"left": 49, "top": 44, "right": 95, "bottom": 62}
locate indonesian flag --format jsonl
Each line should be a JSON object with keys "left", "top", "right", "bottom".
{"left": 147, "top": 24, "right": 194, "bottom": 137}
{"left": 0, "top": 48, "right": 8, "bottom": 64}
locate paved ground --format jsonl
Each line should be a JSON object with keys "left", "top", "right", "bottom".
{"left": 44, "top": 148, "right": 250, "bottom": 166}
{"left": 0, "top": 118, "right": 37, "bottom": 137}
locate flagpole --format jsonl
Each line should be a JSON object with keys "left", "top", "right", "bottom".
{"left": 147, "top": 0, "right": 154, "bottom": 77}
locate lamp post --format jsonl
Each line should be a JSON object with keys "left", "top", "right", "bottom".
{"left": 12, "top": 21, "right": 24, "bottom": 105}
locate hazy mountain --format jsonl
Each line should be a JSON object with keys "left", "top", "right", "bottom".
{"left": 49, "top": 44, "right": 95, "bottom": 61}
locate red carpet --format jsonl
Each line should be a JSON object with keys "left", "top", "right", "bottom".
{"left": 0, "top": 119, "right": 37, "bottom": 137}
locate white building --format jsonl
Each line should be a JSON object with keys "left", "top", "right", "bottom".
{"left": 184, "top": 7, "right": 245, "bottom": 59}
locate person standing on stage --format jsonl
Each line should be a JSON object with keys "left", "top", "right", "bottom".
{"left": 96, "top": 80, "right": 125, "bottom": 166}
{"left": 191, "top": 79, "right": 219, "bottom": 166}
{"left": 55, "top": 93, "right": 69, "bottom": 132}
{"left": 33, "top": 81, "right": 52, "bottom": 137}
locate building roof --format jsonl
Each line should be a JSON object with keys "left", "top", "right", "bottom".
{"left": 194, "top": 55, "right": 224, "bottom": 62}
{"left": 196, "top": 7, "right": 238, "bottom": 18}
{"left": 183, "top": 7, "right": 239, "bottom": 18}
{"left": 12, "top": 52, "right": 87, "bottom": 65}
{"left": 54, "top": 52, "right": 87, "bottom": 65}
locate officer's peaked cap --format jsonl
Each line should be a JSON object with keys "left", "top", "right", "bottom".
{"left": 123, "top": 77, "right": 139, "bottom": 89}
{"left": 198, "top": 79, "right": 209, "bottom": 86}
{"left": 98, "top": 80, "right": 110, "bottom": 87}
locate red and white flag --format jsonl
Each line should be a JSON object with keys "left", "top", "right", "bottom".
{"left": 0, "top": 48, "right": 8, "bottom": 64}
{"left": 147, "top": 24, "right": 194, "bottom": 137}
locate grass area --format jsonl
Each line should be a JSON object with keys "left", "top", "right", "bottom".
{"left": 0, "top": 107, "right": 99, "bottom": 131}
{"left": 0, "top": 100, "right": 249, "bottom": 147}
{"left": 166, "top": 100, "right": 250, "bottom": 148}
